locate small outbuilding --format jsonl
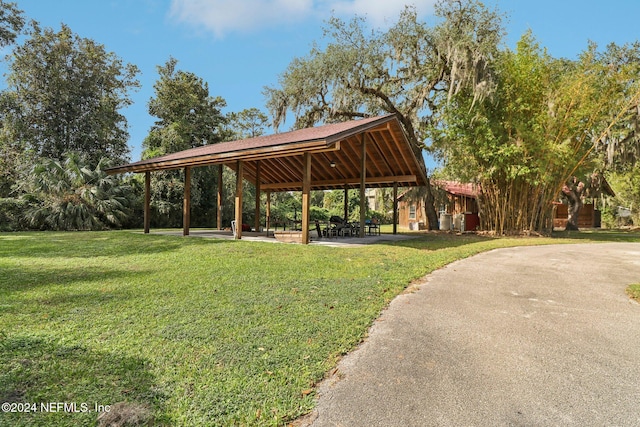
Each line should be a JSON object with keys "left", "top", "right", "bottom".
{"left": 398, "top": 180, "right": 479, "bottom": 231}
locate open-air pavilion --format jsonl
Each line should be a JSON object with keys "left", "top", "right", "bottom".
{"left": 106, "top": 114, "right": 428, "bottom": 244}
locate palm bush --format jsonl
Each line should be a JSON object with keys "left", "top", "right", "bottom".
{"left": 20, "top": 153, "right": 135, "bottom": 230}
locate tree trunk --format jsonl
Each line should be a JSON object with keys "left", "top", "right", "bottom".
{"left": 424, "top": 178, "right": 439, "bottom": 230}
{"left": 565, "top": 196, "right": 582, "bottom": 231}
{"left": 562, "top": 179, "right": 584, "bottom": 231}
{"left": 399, "top": 117, "right": 439, "bottom": 230}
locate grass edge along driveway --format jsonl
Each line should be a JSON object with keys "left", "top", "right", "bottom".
{"left": 1, "top": 229, "right": 639, "bottom": 426}
{"left": 627, "top": 283, "right": 640, "bottom": 302}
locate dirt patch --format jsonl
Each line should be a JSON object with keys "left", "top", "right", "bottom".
{"left": 97, "top": 401, "right": 153, "bottom": 427}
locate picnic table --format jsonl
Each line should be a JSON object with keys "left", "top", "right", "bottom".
{"left": 312, "top": 217, "right": 381, "bottom": 239}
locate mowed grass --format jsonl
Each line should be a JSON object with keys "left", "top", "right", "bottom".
{"left": 1, "top": 229, "right": 639, "bottom": 426}
{"left": 627, "top": 284, "right": 640, "bottom": 302}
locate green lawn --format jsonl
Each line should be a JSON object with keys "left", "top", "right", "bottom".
{"left": 1, "top": 229, "right": 639, "bottom": 426}
{"left": 627, "top": 284, "right": 640, "bottom": 302}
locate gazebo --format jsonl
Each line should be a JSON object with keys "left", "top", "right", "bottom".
{"left": 106, "top": 114, "right": 428, "bottom": 244}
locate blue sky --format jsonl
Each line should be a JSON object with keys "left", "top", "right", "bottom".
{"left": 9, "top": 0, "right": 640, "bottom": 162}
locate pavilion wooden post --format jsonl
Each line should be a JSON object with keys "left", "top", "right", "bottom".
{"left": 183, "top": 166, "right": 191, "bottom": 236}
{"left": 234, "top": 160, "right": 243, "bottom": 239}
{"left": 301, "top": 152, "right": 311, "bottom": 244}
{"left": 254, "top": 160, "right": 261, "bottom": 232}
{"left": 217, "top": 164, "right": 223, "bottom": 230}
{"left": 266, "top": 191, "right": 271, "bottom": 236}
{"left": 359, "top": 134, "right": 367, "bottom": 237}
{"left": 393, "top": 182, "right": 398, "bottom": 235}
{"left": 144, "top": 171, "right": 151, "bottom": 234}
{"left": 343, "top": 185, "right": 349, "bottom": 222}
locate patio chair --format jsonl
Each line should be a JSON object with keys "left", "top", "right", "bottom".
{"left": 350, "top": 222, "right": 360, "bottom": 236}
{"left": 330, "top": 215, "right": 350, "bottom": 237}
{"left": 367, "top": 218, "right": 381, "bottom": 236}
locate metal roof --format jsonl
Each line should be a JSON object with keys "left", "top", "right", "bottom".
{"left": 436, "top": 181, "right": 478, "bottom": 199}
{"left": 106, "top": 114, "right": 428, "bottom": 191}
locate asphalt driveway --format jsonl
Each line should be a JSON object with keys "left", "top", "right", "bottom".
{"left": 303, "top": 243, "right": 640, "bottom": 427}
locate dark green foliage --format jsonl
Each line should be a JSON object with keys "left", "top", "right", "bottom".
{"left": 142, "top": 58, "right": 230, "bottom": 228}
{"left": 143, "top": 57, "right": 228, "bottom": 156}
{"left": 310, "top": 205, "right": 330, "bottom": 221}
{"left": 18, "top": 153, "right": 136, "bottom": 231}
{"left": 0, "top": 197, "right": 28, "bottom": 231}
{"left": 3, "top": 23, "right": 139, "bottom": 166}
{"left": 601, "top": 167, "right": 640, "bottom": 227}
{"left": 226, "top": 107, "right": 270, "bottom": 139}
{"left": 321, "top": 189, "right": 362, "bottom": 220}
{"left": 0, "top": 19, "right": 140, "bottom": 229}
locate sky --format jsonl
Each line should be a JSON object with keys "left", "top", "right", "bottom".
{"left": 7, "top": 0, "right": 640, "bottom": 162}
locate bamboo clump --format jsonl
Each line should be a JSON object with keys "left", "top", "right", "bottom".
{"left": 473, "top": 55, "right": 640, "bottom": 234}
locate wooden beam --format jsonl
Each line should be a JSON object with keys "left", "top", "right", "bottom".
{"left": 260, "top": 175, "right": 417, "bottom": 191}
{"left": 301, "top": 152, "right": 311, "bottom": 244}
{"left": 235, "top": 160, "right": 243, "bottom": 239}
{"left": 359, "top": 134, "right": 367, "bottom": 237}
{"left": 373, "top": 127, "right": 405, "bottom": 173}
{"left": 183, "top": 166, "right": 191, "bottom": 236}
{"left": 393, "top": 182, "right": 398, "bottom": 235}
{"left": 368, "top": 130, "right": 400, "bottom": 175}
{"left": 363, "top": 136, "right": 385, "bottom": 177}
{"left": 336, "top": 138, "right": 361, "bottom": 175}
{"left": 144, "top": 171, "right": 150, "bottom": 234}
{"left": 255, "top": 160, "right": 261, "bottom": 232}
{"left": 217, "top": 164, "right": 223, "bottom": 230}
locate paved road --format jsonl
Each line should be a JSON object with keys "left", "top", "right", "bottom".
{"left": 303, "top": 243, "right": 640, "bottom": 427}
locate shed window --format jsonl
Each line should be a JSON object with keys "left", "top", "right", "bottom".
{"left": 409, "top": 205, "right": 416, "bottom": 220}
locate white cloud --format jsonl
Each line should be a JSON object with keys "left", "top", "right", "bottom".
{"left": 170, "top": 0, "right": 314, "bottom": 38}
{"left": 169, "top": 0, "right": 436, "bottom": 38}
{"left": 325, "top": 0, "right": 436, "bottom": 28}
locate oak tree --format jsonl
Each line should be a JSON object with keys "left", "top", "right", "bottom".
{"left": 3, "top": 24, "right": 139, "bottom": 166}
{"left": 265, "top": 0, "right": 504, "bottom": 229}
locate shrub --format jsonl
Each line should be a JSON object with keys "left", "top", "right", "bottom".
{"left": 0, "top": 198, "right": 29, "bottom": 231}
